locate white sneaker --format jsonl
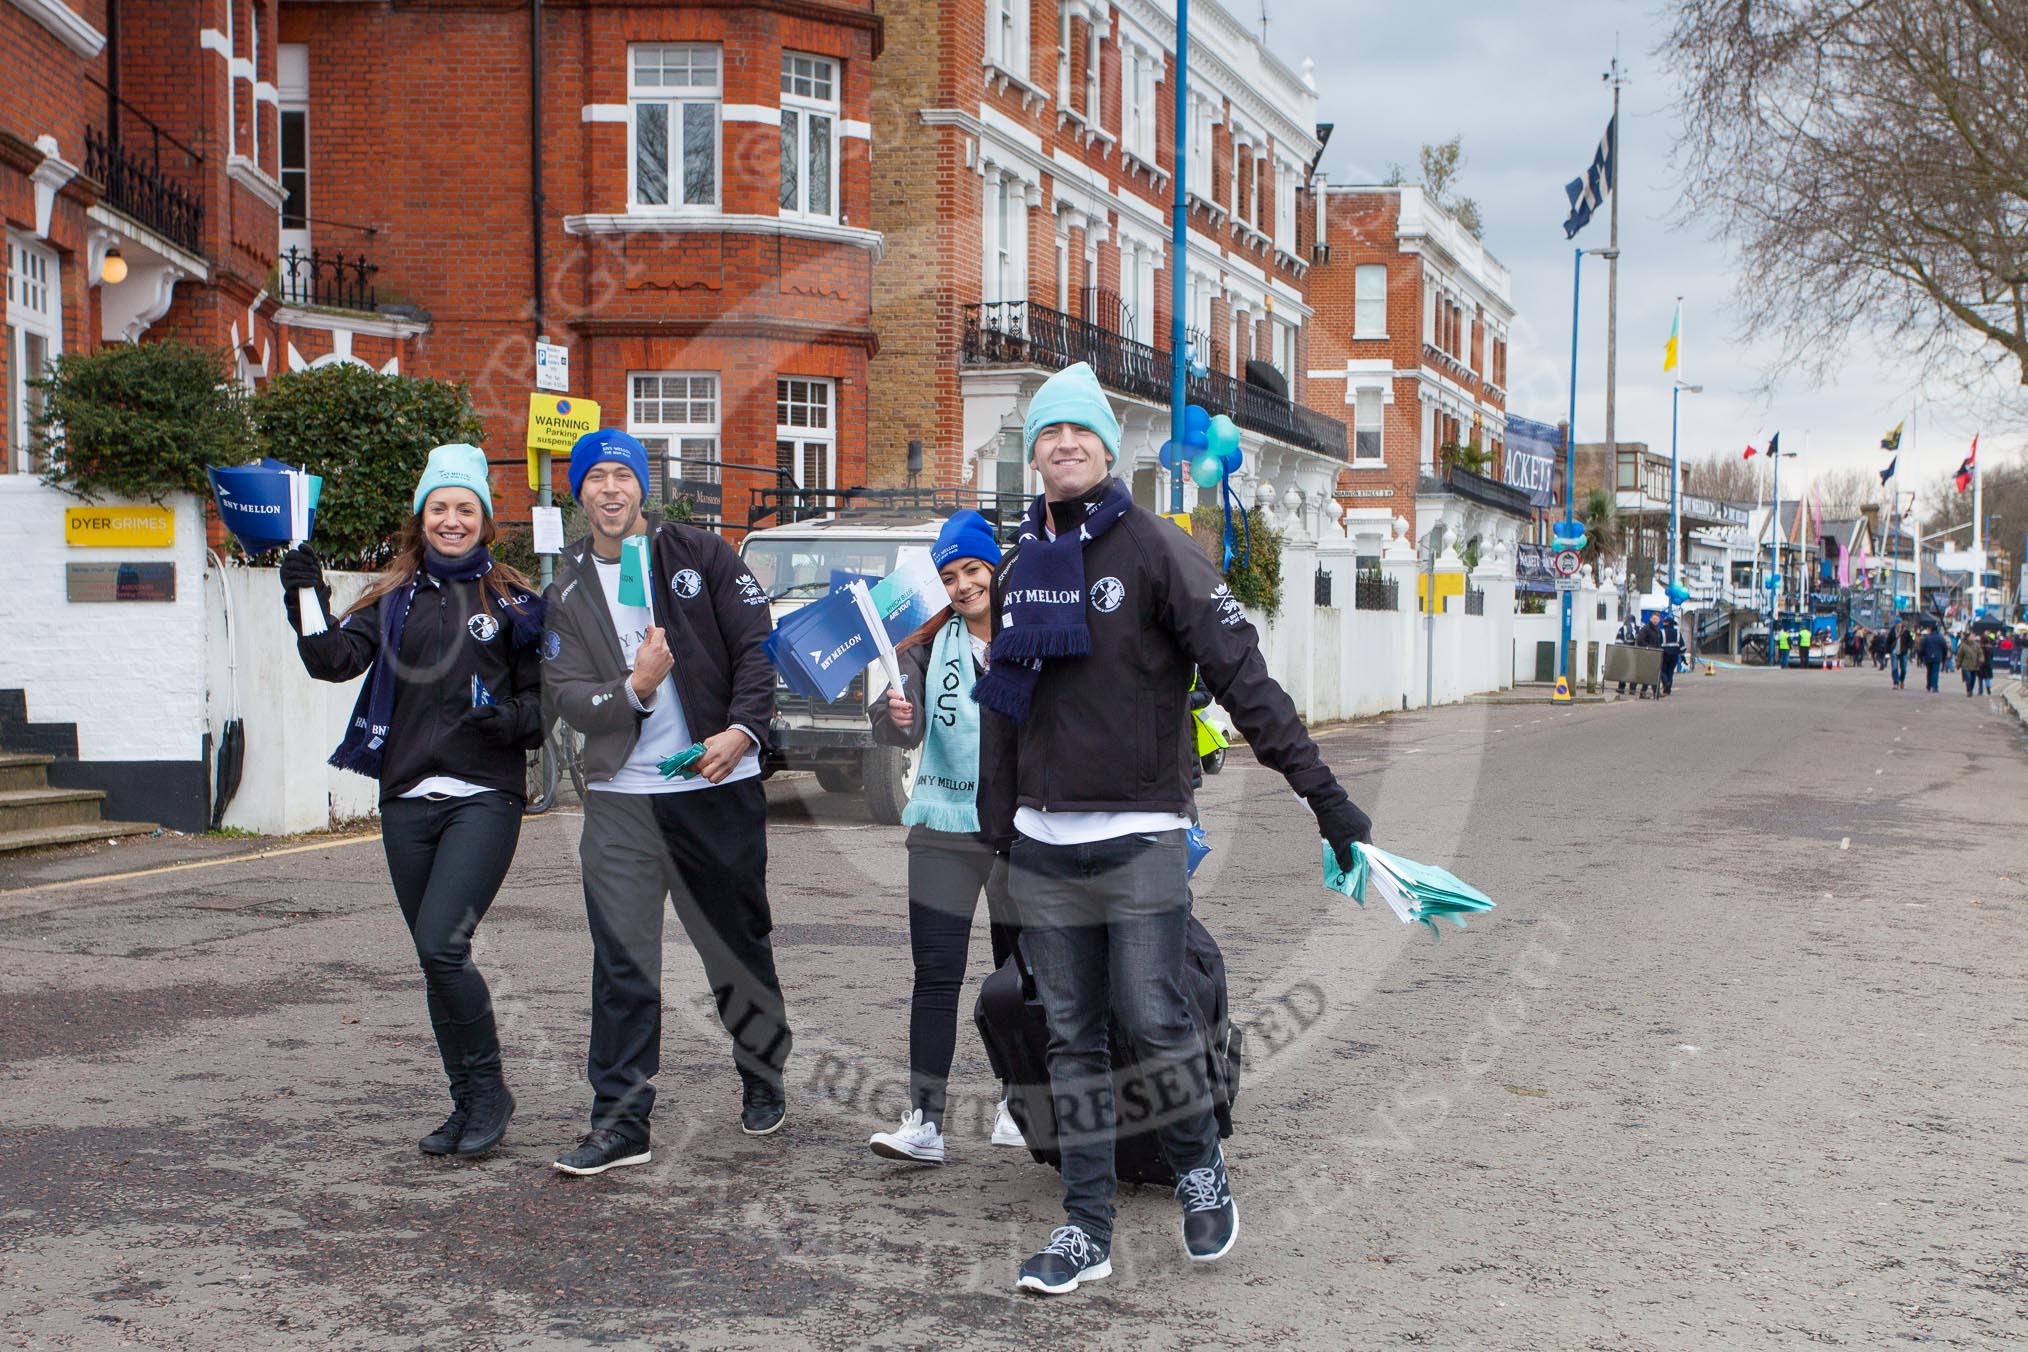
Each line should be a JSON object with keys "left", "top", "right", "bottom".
{"left": 991, "top": 1099, "right": 1025, "bottom": 1148}
{"left": 869, "top": 1109, "right": 945, "bottom": 1165}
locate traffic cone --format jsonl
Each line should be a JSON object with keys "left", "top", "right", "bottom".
{"left": 1704, "top": 661, "right": 1715, "bottom": 675}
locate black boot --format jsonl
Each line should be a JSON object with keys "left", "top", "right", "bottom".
{"left": 458, "top": 1072, "right": 515, "bottom": 1157}
{"left": 738, "top": 1065, "right": 787, "bottom": 1137}
{"left": 419, "top": 1093, "right": 470, "bottom": 1156}
{"left": 454, "top": 1009, "right": 512, "bottom": 1157}
{"left": 419, "top": 993, "right": 470, "bottom": 1156}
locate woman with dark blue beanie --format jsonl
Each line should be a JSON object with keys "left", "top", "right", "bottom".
{"left": 866, "top": 510, "right": 1024, "bottom": 1165}
{"left": 280, "top": 444, "right": 545, "bottom": 1160}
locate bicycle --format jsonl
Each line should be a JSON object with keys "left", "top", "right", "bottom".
{"left": 524, "top": 718, "right": 586, "bottom": 815}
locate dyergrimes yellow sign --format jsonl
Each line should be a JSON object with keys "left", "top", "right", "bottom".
{"left": 65, "top": 506, "right": 175, "bottom": 547}
{"left": 526, "top": 393, "right": 601, "bottom": 488}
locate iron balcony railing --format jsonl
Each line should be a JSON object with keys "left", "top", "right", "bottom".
{"left": 962, "top": 300, "right": 1348, "bottom": 460}
{"left": 1465, "top": 587, "right": 1485, "bottom": 616}
{"left": 1354, "top": 570, "right": 1398, "bottom": 612}
{"left": 279, "top": 246, "right": 378, "bottom": 312}
{"left": 84, "top": 125, "right": 203, "bottom": 255}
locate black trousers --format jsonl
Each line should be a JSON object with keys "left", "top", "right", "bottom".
{"left": 579, "top": 781, "right": 791, "bottom": 1145}
{"left": 379, "top": 792, "right": 521, "bottom": 1102}
{"left": 904, "top": 826, "right": 1020, "bottom": 1124}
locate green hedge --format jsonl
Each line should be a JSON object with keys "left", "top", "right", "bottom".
{"left": 34, "top": 342, "right": 254, "bottom": 503}
{"left": 1191, "top": 502, "right": 1284, "bottom": 619}
{"left": 249, "top": 364, "right": 484, "bottom": 566}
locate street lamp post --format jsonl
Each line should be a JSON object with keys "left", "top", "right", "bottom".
{"left": 1668, "top": 380, "right": 1702, "bottom": 591}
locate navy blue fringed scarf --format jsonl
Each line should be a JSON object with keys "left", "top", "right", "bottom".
{"left": 329, "top": 546, "right": 544, "bottom": 779}
{"left": 971, "top": 478, "right": 1132, "bottom": 721}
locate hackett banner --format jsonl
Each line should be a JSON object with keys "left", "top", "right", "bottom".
{"left": 1502, "top": 414, "right": 1560, "bottom": 509}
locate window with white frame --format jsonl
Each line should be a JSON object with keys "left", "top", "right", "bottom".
{"left": 629, "top": 45, "right": 720, "bottom": 211}
{"left": 629, "top": 373, "right": 720, "bottom": 501}
{"left": 1085, "top": 23, "right": 1102, "bottom": 124}
{"left": 1354, "top": 264, "right": 1387, "bottom": 338}
{"left": 1056, "top": 2, "right": 1072, "bottom": 105}
{"left": 780, "top": 53, "right": 837, "bottom": 220}
{"left": 775, "top": 377, "right": 835, "bottom": 494}
{"left": 1274, "top": 161, "right": 1296, "bottom": 247}
{"left": 1273, "top": 318, "right": 1296, "bottom": 382}
{"left": 278, "top": 45, "right": 311, "bottom": 257}
{"left": 5, "top": 234, "right": 60, "bottom": 474}
{"left": 1353, "top": 391, "right": 1384, "bottom": 463}
{"left": 1188, "top": 98, "right": 1212, "bottom": 193}
{"left": 987, "top": 0, "right": 1029, "bottom": 75}
{"left": 1123, "top": 47, "right": 1157, "bottom": 160}
{"left": 1055, "top": 230, "right": 1070, "bottom": 311}
{"left": 982, "top": 174, "right": 1028, "bottom": 304}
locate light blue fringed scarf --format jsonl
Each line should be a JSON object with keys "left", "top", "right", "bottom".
{"left": 901, "top": 614, "right": 982, "bottom": 833}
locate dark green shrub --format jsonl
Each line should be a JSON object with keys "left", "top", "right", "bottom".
{"left": 34, "top": 342, "right": 254, "bottom": 503}
{"left": 1191, "top": 502, "right": 1285, "bottom": 620}
{"left": 249, "top": 364, "right": 485, "bottom": 566}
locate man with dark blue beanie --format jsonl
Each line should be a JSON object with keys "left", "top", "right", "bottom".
{"left": 542, "top": 427, "right": 791, "bottom": 1176}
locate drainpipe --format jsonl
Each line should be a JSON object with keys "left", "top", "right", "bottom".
{"left": 530, "top": 0, "right": 551, "bottom": 588}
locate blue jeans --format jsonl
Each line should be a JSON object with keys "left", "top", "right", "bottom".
{"left": 1891, "top": 653, "right": 1907, "bottom": 685}
{"left": 1009, "top": 829, "right": 1217, "bottom": 1244}
{"left": 1925, "top": 660, "right": 1941, "bottom": 692}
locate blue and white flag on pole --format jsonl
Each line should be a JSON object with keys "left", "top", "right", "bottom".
{"left": 762, "top": 581, "right": 887, "bottom": 703}
{"left": 1562, "top": 114, "right": 1616, "bottom": 239}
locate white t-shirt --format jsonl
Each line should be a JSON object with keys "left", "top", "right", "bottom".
{"left": 400, "top": 776, "right": 495, "bottom": 799}
{"left": 588, "top": 555, "right": 760, "bottom": 795}
{"left": 1013, "top": 513, "right": 1191, "bottom": 846}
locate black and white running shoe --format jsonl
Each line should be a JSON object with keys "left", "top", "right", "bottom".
{"left": 1017, "top": 1225, "right": 1111, "bottom": 1296}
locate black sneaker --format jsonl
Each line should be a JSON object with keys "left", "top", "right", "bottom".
{"left": 418, "top": 1098, "right": 469, "bottom": 1156}
{"left": 456, "top": 1076, "right": 515, "bottom": 1158}
{"left": 1017, "top": 1225, "right": 1111, "bottom": 1296}
{"left": 552, "top": 1129, "right": 652, "bottom": 1177}
{"left": 740, "top": 1073, "right": 787, "bottom": 1136}
{"left": 1175, "top": 1148, "right": 1238, "bottom": 1262}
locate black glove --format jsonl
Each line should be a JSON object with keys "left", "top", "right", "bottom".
{"left": 279, "top": 544, "right": 330, "bottom": 632}
{"left": 279, "top": 543, "right": 324, "bottom": 591}
{"left": 1311, "top": 791, "right": 1373, "bottom": 873}
{"left": 460, "top": 704, "right": 517, "bottom": 745}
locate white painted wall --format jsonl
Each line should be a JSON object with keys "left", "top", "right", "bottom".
{"left": 204, "top": 567, "right": 381, "bottom": 833}
{"left": 0, "top": 479, "right": 207, "bottom": 761}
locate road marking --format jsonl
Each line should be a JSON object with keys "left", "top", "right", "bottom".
{"left": 1840, "top": 837, "right": 1850, "bottom": 850}
{"left": 0, "top": 833, "right": 382, "bottom": 899}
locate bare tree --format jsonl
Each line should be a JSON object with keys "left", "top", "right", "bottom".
{"left": 1685, "top": 452, "right": 1763, "bottom": 502}
{"left": 1662, "top": 1, "right": 2028, "bottom": 410}
{"left": 1384, "top": 135, "right": 1484, "bottom": 238}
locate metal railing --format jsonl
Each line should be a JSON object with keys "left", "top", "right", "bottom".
{"left": 1314, "top": 565, "right": 1333, "bottom": 608}
{"left": 962, "top": 300, "right": 1348, "bottom": 459}
{"left": 84, "top": 125, "right": 203, "bottom": 254}
{"left": 279, "top": 246, "right": 378, "bottom": 312}
{"left": 1465, "top": 587, "right": 1485, "bottom": 616}
{"left": 749, "top": 484, "right": 1031, "bottom": 536}
{"left": 1354, "top": 570, "right": 1398, "bottom": 612}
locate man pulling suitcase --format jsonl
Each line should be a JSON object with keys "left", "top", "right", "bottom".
{"left": 975, "top": 363, "right": 1375, "bottom": 1295}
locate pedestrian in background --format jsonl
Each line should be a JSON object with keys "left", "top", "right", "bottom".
{"left": 1775, "top": 624, "right": 1791, "bottom": 669}
{"left": 1636, "top": 613, "right": 1663, "bottom": 699}
{"left": 864, "top": 510, "right": 1025, "bottom": 1167}
{"left": 1957, "top": 631, "right": 1985, "bottom": 697}
{"left": 1659, "top": 611, "right": 1682, "bottom": 698}
{"left": 1797, "top": 622, "right": 1813, "bottom": 669}
{"left": 1615, "top": 612, "right": 1640, "bottom": 693}
{"left": 1977, "top": 634, "right": 1995, "bottom": 695}
{"left": 541, "top": 429, "right": 790, "bottom": 1178}
{"left": 1893, "top": 621, "right": 1913, "bottom": 690}
{"left": 283, "top": 444, "right": 545, "bottom": 1160}
{"left": 1919, "top": 625, "right": 1947, "bottom": 693}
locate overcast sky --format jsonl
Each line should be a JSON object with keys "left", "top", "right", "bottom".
{"left": 1261, "top": 0, "right": 1999, "bottom": 500}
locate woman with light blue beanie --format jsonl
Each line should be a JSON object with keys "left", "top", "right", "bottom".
{"left": 864, "top": 509, "right": 1026, "bottom": 1165}
{"left": 282, "top": 443, "right": 545, "bottom": 1162}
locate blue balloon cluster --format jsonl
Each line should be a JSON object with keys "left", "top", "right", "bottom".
{"left": 1157, "top": 403, "right": 1244, "bottom": 488}
{"left": 1549, "top": 518, "right": 1588, "bottom": 553}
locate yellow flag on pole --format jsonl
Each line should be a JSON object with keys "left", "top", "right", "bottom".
{"left": 1662, "top": 300, "right": 1681, "bottom": 373}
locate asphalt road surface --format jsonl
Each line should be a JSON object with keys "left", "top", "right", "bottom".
{"left": 3, "top": 669, "right": 2024, "bottom": 1350}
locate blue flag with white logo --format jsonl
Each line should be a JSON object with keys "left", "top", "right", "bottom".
{"left": 762, "top": 584, "right": 885, "bottom": 703}
{"left": 207, "top": 458, "right": 322, "bottom": 555}
{"left": 1563, "top": 114, "right": 1616, "bottom": 239}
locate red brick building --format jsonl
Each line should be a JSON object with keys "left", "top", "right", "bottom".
{"left": 3, "top": 0, "right": 418, "bottom": 478}
{"left": 272, "top": 0, "right": 882, "bottom": 530}
{"left": 1307, "top": 185, "right": 1523, "bottom": 560}
{"left": 867, "top": 0, "right": 1351, "bottom": 521}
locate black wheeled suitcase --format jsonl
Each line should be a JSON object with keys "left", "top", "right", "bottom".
{"left": 971, "top": 915, "right": 1243, "bottom": 1186}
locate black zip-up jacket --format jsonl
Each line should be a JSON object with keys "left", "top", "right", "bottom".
{"left": 541, "top": 515, "right": 776, "bottom": 784}
{"left": 295, "top": 573, "right": 545, "bottom": 802}
{"left": 867, "top": 627, "right": 1001, "bottom": 809}
{"left": 978, "top": 487, "right": 1346, "bottom": 841}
